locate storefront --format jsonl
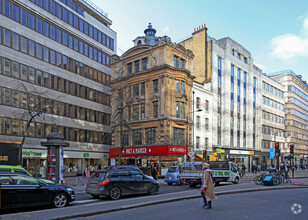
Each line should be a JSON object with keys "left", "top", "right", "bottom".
{"left": 229, "top": 150, "right": 254, "bottom": 168}
{"left": 22, "top": 148, "right": 109, "bottom": 177}
{"left": 109, "top": 145, "right": 187, "bottom": 176}
{"left": 22, "top": 149, "right": 47, "bottom": 178}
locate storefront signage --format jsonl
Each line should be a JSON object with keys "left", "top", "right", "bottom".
{"left": 83, "top": 153, "right": 89, "bottom": 158}
{"left": 269, "top": 148, "right": 275, "bottom": 159}
{"left": 109, "top": 145, "right": 187, "bottom": 158}
{"left": 218, "top": 149, "right": 225, "bottom": 154}
{"left": 248, "top": 151, "right": 254, "bottom": 155}
{"left": 22, "top": 151, "right": 43, "bottom": 157}
{"left": 230, "top": 150, "right": 251, "bottom": 155}
{"left": 0, "top": 156, "right": 8, "bottom": 161}
{"left": 213, "top": 152, "right": 218, "bottom": 156}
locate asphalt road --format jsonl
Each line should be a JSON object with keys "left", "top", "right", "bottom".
{"left": 72, "top": 188, "right": 308, "bottom": 220}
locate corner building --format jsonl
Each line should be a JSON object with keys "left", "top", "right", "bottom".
{"left": 0, "top": 0, "right": 116, "bottom": 176}
{"left": 110, "top": 24, "right": 194, "bottom": 173}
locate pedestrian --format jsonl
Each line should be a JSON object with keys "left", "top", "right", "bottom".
{"left": 241, "top": 163, "right": 246, "bottom": 177}
{"left": 74, "top": 167, "right": 84, "bottom": 186}
{"left": 201, "top": 163, "right": 216, "bottom": 209}
{"left": 252, "top": 165, "right": 255, "bottom": 174}
{"left": 257, "top": 164, "right": 261, "bottom": 173}
{"left": 237, "top": 163, "right": 242, "bottom": 179}
{"left": 151, "top": 166, "right": 158, "bottom": 180}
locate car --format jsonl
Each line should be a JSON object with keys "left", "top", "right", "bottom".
{"left": 164, "top": 165, "right": 182, "bottom": 185}
{"left": 103, "top": 165, "right": 154, "bottom": 180}
{"left": 0, "top": 165, "right": 54, "bottom": 184}
{"left": 0, "top": 173, "right": 75, "bottom": 209}
{"left": 86, "top": 169, "right": 159, "bottom": 200}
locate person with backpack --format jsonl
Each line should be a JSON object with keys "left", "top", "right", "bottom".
{"left": 201, "top": 163, "right": 216, "bottom": 209}
{"left": 74, "top": 167, "right": 84, "bottom": 186}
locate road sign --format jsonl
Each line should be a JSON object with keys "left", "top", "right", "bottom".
{"left": 269, "top": 148, "right": 275, "bottom": 159}
{"left": 188, "top": 151, "right": 195, "bottom": 157}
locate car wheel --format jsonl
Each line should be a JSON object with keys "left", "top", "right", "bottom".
{"left": 233, "top": 177, "right": 239, "bottom": 184}
{"left": 91, "top": 194, "right": 100, "bottom": 199}
{"left": 52, "top": 193, "right": 68, "bottom": 208}
{"left": 109, "top": 187, "right": 121, "bottom": 200}
{"left": 148, "top": 184, "right": 159, "bottom": 195}
{"left": 167, "top": 183, "right": 172, "bottom": 186}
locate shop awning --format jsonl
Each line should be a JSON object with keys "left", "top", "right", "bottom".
{"left": 195, "top": 154, "right": 220, "bottom": 161}
{"left": 109, "top": 145, "right": 187, "bottom": 158}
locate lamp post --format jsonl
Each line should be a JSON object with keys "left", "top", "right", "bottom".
{"left": 186, "top": 109, "right": 202, "bottom": 161}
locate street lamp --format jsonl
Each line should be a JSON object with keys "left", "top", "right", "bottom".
{"left": 186, "top": 109, "right": 202, "bottom": 160}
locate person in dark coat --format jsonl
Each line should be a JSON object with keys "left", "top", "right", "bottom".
{"left": 151, "top": 166, "right": 158, "bottom": 180}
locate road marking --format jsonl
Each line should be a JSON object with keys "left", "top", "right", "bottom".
{"left": 72, "top": 199, "right": 100, "bottom": 204}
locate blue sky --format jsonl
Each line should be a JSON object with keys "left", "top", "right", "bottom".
{"left": 93, "top": 0, "right": 308, "bottom": 80}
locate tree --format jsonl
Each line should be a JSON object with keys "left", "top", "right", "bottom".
{"left": 14, "top": 82, "right": 64, "bottom": 164}
{"left": 110, "top": 55, "right": 132, "bottom": 163}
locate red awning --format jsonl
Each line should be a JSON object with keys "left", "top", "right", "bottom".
{"left": 109, "top": 145, "right": 187, "bottom": 158}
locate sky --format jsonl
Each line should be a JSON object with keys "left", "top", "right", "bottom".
{"left": 93, "top": 0, "right": 308, "bottom": 81}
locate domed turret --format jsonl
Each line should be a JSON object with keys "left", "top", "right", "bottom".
{"left": 144, "top": 23, "right": 156, "bottom": 37}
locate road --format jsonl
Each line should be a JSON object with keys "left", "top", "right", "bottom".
{"left": 72, "top": 188, "right": 308, "bottom": 220}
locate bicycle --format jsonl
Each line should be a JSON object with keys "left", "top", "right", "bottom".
{"left": 253, "top": 172, "right": 267, "bottom": 185}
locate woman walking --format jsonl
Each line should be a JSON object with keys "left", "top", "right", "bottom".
{"left": 201, "top": 163, "right": 216, "bottom": 209}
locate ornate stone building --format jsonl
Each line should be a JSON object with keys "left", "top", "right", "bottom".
{"left": 110, "top": 24, "right": 195, "bottom": 167}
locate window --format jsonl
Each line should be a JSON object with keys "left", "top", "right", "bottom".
{"left": 43, "top": 21, "right": 49, "bottom": 37}
{"left": 153, "top": 79, "right": 158, "bottom": 93}
{"left": 196, "top": 97, "right": 200, "bottom": 109}
{"left": 181, "top": 81, "right": 185, "bottom": 94}
{"left": 12, "top": 3, "right": 19, "bottom": 22}
{"left": 133, "top": 104, "right": 139, "bottom": 120}
{"left": 3, "top": 29, "right": 10, "bottom": 47}
{"left": 141, "top": 103, "right": 145, "bottom": 119}
{"left": 196, "top": 136, "right": 200, "bottom": 149}
{"left": 134, "top": 60, "right": 140, "bottom": 73}
{"left": 28, "top": 40, "right": 35, "bottom": 57}
{"left": 133, "top": 84, "right": 139, "bottom": 96}
{"left": 173, "top": 128, "right": 184, "bottom": 145}
{"left": 205, "top": 138, "right": 208, "bottom": 148}
{"left": 12, "top": 62, "right": 19, "bottom": 79}
{"left": 196, "top": 116, "right": 200, "bottom": 128}
{"left": 12, "top": 32, "right": 19, "bottom": 50}
{"left": 205, "top": 100, "right": 209, "bottom": 111}
{"left": 174, "top": 56, "right": 178, "bottom": 68}
{"left": 205, "top": 118, "right": 209, "bottom": 130}
{"left": 4, "top": 0, "right": 10, "bottom": 17}
{"left": 141, "top": 82, "right": 145, "bottom": 96}
{"left": 142, "top": 58, "right": 147, "bottom": 71}
{"left": 132, "top": 129, "right": 142, "bottom": 145}
{"left": 180, "top": 59, "right": 184, "bottom": 68}
{"left": 127, "top": 63, "right": 132, "bottom": 74}
{"left": 181, "top": 102, "right": 184, "bottom": 119}
{"left": 176, "top": 80, "right": 179, "bottom": 93}
{"left": 120, "top": 130, "right": 129, "bottom": 146}
{"left": 28, "top": 12, "right": 35, "bottom": 30}
{"left": 21, "top": 8, "right": 27, "bottom": 26}
{"left": 153, "top": 101, "right": 158, "bottom": 118}
{"left": 176, "top": 102, "right": 180, "bottom": 118}
{"left": 146, "top": 128, "right": 156, "bottom": 144}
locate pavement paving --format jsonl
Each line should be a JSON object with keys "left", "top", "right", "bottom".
{"left": 2, "top": 170, "right": 308, "bottom": 220}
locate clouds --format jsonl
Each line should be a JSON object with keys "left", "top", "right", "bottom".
{"left": 269, "top": 17, "right": 308, "bottom": 60}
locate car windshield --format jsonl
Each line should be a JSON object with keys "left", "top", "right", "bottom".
{"left": 90, "top": 171, "right": 107, "bottom": 180}
{"left": 167, "top": 167, "right": 178, "bottom": 172}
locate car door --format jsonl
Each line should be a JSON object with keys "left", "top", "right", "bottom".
{"left": 130, "top": 170, "right": 149, "bottom": 193}
{"left": 110, "top": 170, "right": 132, "bottom": 195}
{"left": 10, "top": 175, "right": 49, "bottom": 206}
{"left": 0, "top": 175, "right": 17, "bottom": 209}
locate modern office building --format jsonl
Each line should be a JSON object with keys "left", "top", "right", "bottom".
{"left": 181, "top": 27, "right": 263, "bottom": 169}
{"left": 270, "top": 70, "right": 308, "bottom": 164}
{"left": 110, "top": 23, "right": 195, "bottom": 171}
{"left": 261, "top": 73, "right": 285, "bottom": 166}
{"left": 0, "top": 0, "right": 116, "bottom": 177}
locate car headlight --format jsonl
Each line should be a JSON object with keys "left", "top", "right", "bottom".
{"left": 67, "top": 187, "right": 74, "bottom": 191}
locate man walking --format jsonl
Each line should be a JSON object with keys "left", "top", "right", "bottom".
{"left": 74, "top": 167, "right": 84, "bottom": 186}
{"left": 201, "top": 163, "right": 216, "bottom": 209}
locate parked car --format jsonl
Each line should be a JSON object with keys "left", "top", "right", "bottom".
{"left": 0, "top": 173, "right": 75, "bottom": 209}
{"left": 0, "top": 165, "right": 54, "bottom": 184}
{"left": 103, "top": 165, "right": 154, "bottom": 180}
{"left": 164, "top": 165, "right": 182, "bottom": 185}
{"left": 86, "top": 169, "right": 159, "bottom": 200}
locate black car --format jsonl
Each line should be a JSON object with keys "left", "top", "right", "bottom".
{"left": 103, "top": 165, "right": 141, "bottom": 171}
{"left": 0, "top": 173, "right": 75, "bottom": 209}
{"left": 86, "top": 169, "right": 159, "bottom": 200}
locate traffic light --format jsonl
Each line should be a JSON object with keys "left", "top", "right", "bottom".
{"left": 290, "top": 144, "right": 294, "bottom": 157}
{"left": 203, "top": 150, "right": 207, "bottom": 161}
{"left": 275, "top": 142, "right": 280, "bottom": 156}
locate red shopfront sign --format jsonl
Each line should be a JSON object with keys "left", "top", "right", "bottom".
{"left": 109, "top": 145, "right": 187, "bottom": 158}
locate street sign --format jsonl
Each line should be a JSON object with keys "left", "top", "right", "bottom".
{"left": 213, "top": 152, "right": 217, "bottom": 156}
{"left": 269, "top": 148, "right": 275, "bottom": 159}
{"left": 248, "top": 151, "right": 254, "bottom": 155}
{"left": 188, "top": 151, "right": 195, "bottom": 157}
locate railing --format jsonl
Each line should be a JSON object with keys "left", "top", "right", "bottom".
{"left": 81, "top": 0, "right": 108, "bottom": 18}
